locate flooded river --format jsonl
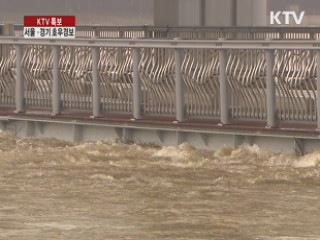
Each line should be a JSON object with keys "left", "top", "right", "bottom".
{"left": 0, "top": 132, "right": 319, "bottom": 240}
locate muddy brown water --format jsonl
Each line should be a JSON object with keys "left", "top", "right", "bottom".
{"left": 0, "top": 133, "right": 319, "bottom": 240}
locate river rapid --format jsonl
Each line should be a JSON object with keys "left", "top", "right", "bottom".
{"left": 0, "top": 132, "right": 319, "bottom": 240}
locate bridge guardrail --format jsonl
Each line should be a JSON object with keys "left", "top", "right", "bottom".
{"left": 0, "top": 37, "right": 320, "bottom": 129}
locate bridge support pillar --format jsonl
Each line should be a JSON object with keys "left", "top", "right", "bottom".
{"left": 265, "top": 49, "right": 277, "bottom": 128}
{"left": 293, "top": 138, "right": 304, "bottom": 156}
{"left": 132, "top": 47, "right": 142, "bottom": 120}
{"left": 219, "top": 48, "right": 229, "bottom": 124}
{"left": 92, "top": 46, "right": 101, "bottom": 118}
{"left": 52, "top": 46, "right": 61, "bottom": 115}
{"left": 174, "top": 45, "right": 185, "bottom": 123}
{"left": 15, "top": 45, "right": 25, "bottom": 113}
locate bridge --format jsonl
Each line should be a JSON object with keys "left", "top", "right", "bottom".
{"left": 1, "top": 26, "right": 320, "bottom": 154}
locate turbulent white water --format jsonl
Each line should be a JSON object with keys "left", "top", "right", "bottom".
{"left": 0, "top": 133, "right": 319, "bottom": 240}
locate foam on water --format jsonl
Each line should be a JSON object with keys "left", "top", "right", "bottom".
{"left": 230, "top": 144, "right": 272, "bottom": 160}
{"left": 150, "top": 144, "right": 211, "bottom": 169}
{"left": 260, "top": 237, "right": 320, "bottom": 240}
{"left": 25, "top": 222, "right": 98, "bottom": 230}
{"left": 294, "top": 152, "right": 320, "bottom": 168}
{"left": 152, "top": 146, "right": 190, "bottom": 160}
{"left": 0, "top": 133, "right": 319, "bottom": 239}
{"left": 0, "top": 132, "right": 319, "bottom": 172}
{"left": 90, "top": 174, "right": 114, "bottom": 182}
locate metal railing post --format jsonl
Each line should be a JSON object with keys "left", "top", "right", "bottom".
{"left": 265, "top": 49, "right": 276, "bottom": 128}
{"left": 94, "top": 28, "right": 100, "bottom": 38}
{"left": 219, "top": 48, "right": 229, "bottom": 124}
{"left": 132, "top": 47, "right": 142, "bottom": 120}
{"left": 317, "top": 50, "right": 320, "bottom": 130}
{"left": 119, "top": 30, "right": 125, "bottom": 38}
{"left": 174, "top": 46, "right": 185, "bottom": 123}
{"left": 52, "top": 46, "right": 61, "bottom": 115}
{"left": 15, "top": 44, "right": 25, "bottom": 113}
{"left": 92, "top": 46, "right": 101, "bottom": 117}
{"left": 144, "top": 26, "right": 152, "bottom": 39}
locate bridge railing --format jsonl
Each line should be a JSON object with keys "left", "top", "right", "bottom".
{"left": 0, "top": 37, "right": 320, "bottom": 129}
{"left": 6, "top": 24, "right": 320, "bottom": 40}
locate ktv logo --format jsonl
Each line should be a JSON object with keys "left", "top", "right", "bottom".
{"left": 270, "top": 11, "right": 305, "bottom": 25}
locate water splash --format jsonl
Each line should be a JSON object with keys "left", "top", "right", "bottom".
{"left": 0, "top": 133, "right": 319, "bottom": 239}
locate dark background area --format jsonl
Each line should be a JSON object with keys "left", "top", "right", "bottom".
{"left": 0, "top": 0, "right": 319, "bottom": 25}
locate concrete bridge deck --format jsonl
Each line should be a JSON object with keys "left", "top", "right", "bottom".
{"left": 0, "top": 107, "right": 318, "bottom": 155}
